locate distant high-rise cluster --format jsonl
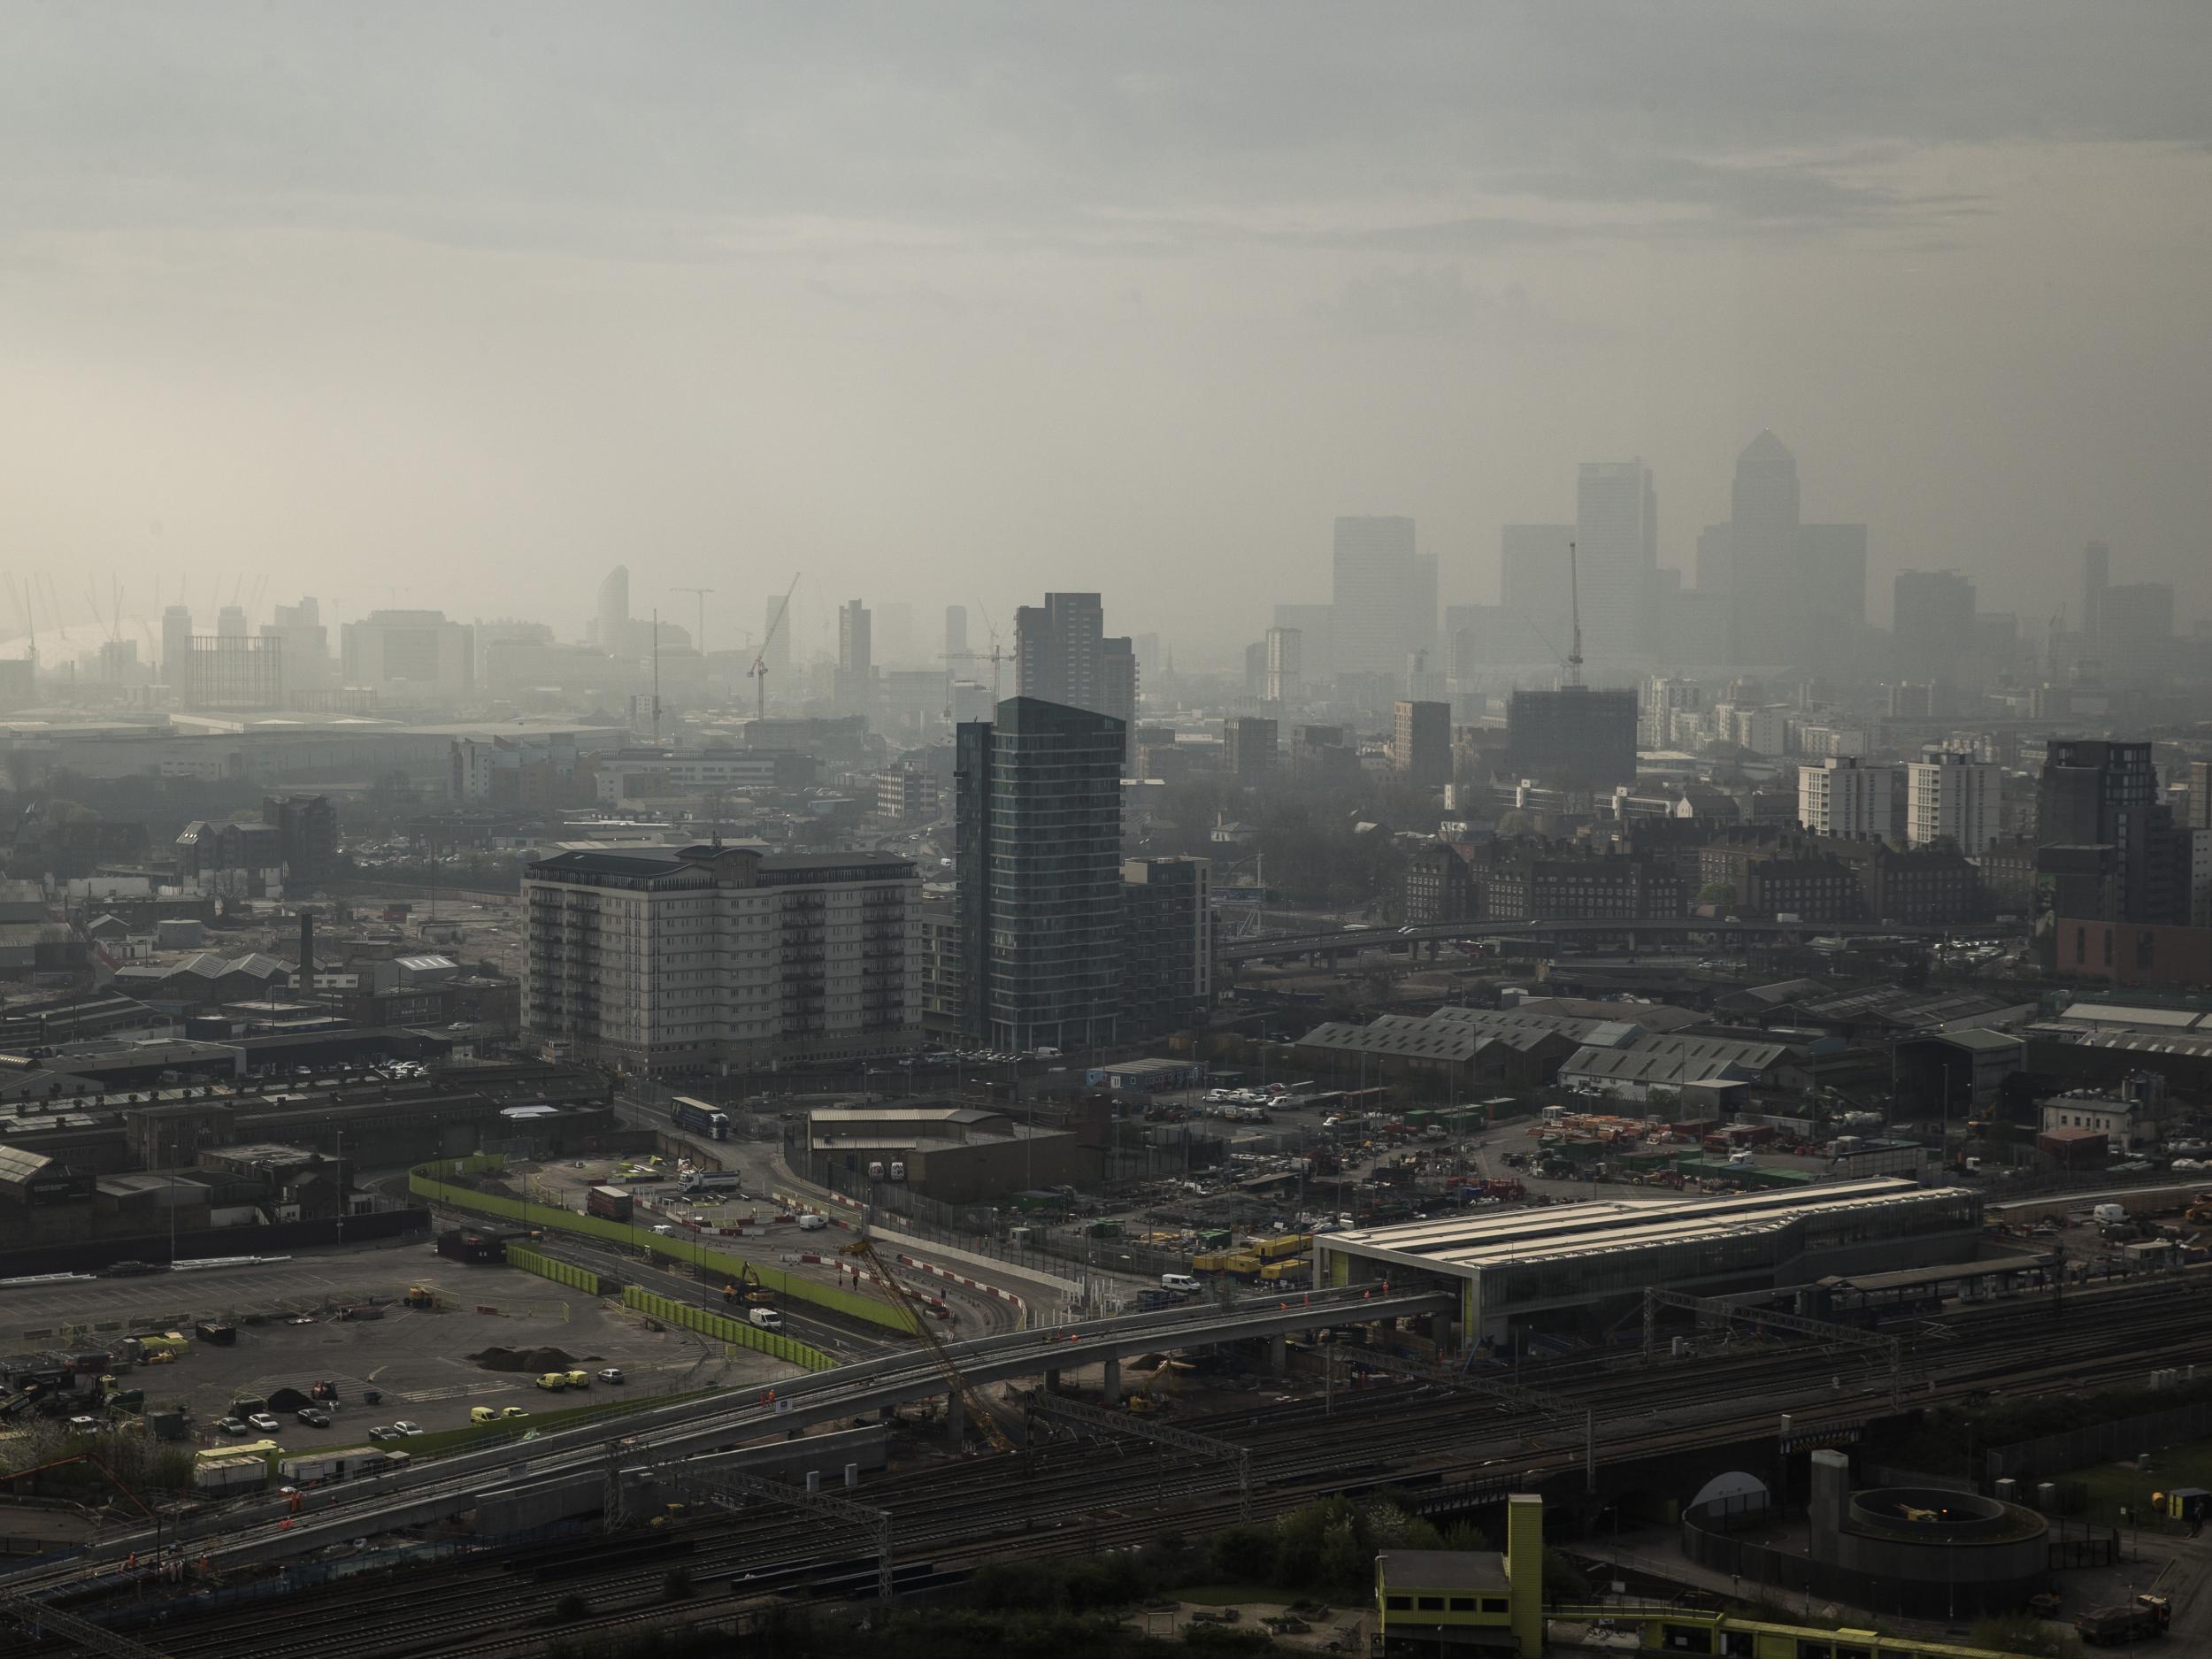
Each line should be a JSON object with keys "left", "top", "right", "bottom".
{"left": 1013, "top": 593, "right": 1137, "bottom": 764}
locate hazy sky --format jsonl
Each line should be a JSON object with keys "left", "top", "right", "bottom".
{"left": 4, "top": 4, "right": 2208, "bottom": 663}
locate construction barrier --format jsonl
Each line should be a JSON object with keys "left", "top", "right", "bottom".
{"left": 621, "top": 1286, "right": 835, "bottom": 1372}
{"left": 503, "top": 1247, "right": 602, "bottom": 1299}
{"left": 412, "top": 1156, "right": 913, "bottom": 1333}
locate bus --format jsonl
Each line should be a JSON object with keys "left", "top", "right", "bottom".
{"left": 671, "top": 1097, "right": 731, "bottom": 1141}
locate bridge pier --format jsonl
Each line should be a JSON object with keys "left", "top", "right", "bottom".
{"left": 1269, "top": 1333, "right": 1287, "bottom": 1375}
{"left": 945, "top": 1389, "right": 964, "bottom": 1444}
{"left": 1101, "top": 1355, "right": 1121, "bottom": 1403}
{"left": 1044, "top": 1369, "right": 1061, "bottom": 1392}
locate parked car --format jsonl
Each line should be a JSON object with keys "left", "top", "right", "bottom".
{"left": 367, "top": 1425, "right": 403, "bottom": 1443}
{"left": 596, "top": 1367, "right": 626, "bottom": 1385}
{"left": 394, "top": 1420, "right": 423, "bottom": 1436}
{"left": 247, "top": 1413, "right": 281, "bottom": 1433}
{"left": 296, "top": 1407, "right": 331, "bottom": 1428}
{"left": 217, "top": 1417, "right": 250, "bottom": 1437}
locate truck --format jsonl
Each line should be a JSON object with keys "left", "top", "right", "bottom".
{"left": 671, "top": 1097, "right": 731, "bottom": 1141}
{"left": 2076, "top": 1594, "right": 2169, "bottom": 1645}
{"left": 680, "top": 1171, "right": 742, "bottom": 1194}
{"left": 586, "top": 1184, "right": 634, "bottom": 1223}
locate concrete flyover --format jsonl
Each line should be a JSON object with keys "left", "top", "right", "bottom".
{"left": 6, "top": 1286, "right": 1452, "bottom": 1588}
{"left": 1223, "top": 916, "right": 1951, "bottom": 967}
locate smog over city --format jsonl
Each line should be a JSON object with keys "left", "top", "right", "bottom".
{"left": 0, "top": 9, "right": 2209, "bottom": 1659}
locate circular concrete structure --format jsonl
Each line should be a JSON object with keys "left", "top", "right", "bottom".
{"left": 1848, "top": 1486, "right": 2016, "bottom": 1540}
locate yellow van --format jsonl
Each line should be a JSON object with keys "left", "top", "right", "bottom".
{"left": 564, "top": 1371, "right": 590, "bottom": 1388}
{"left": 469, "top": 1406, "right": 497, "bottom": 1425}
{"left": 535, "top": 1371, "right": 567, "bottom": 1392}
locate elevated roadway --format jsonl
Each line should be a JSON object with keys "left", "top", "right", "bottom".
{"left": 4, "top": 1285, "right": 1450, "bottom": 1587}
{"left": 1224, "top": 916, "right": 1950, "bottom": 966}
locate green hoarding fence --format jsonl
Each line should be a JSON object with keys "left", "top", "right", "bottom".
{"left": 411, "top": 1156, "right": 915, "bottom": 1333}
{"left": 621, "top": 1286, "right": 835, "bottom": 1371}
{"left": 504, "top": 1246, "right": 603, "bottom": 1296}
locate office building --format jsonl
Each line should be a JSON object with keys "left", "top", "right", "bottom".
{"left": 1013, "top": 593, "right": 1138, "bottom": 763}
{"left": 161, "top": 605, "right": 194, "bottom": 684}
{"left": 1271, "top": 603, "right": 1333, "bottom": 684}
{"left": 261, "top": 597, "right": 333, "bottom": 693}
{"left": 340, "top": 611, "right": 476, "bottom": 699}
{"left": 180, "top": 634, "right": 285, "bottom": 711}
{"left": 1798, "top": 757, "right": 1898, "bottom": 840}
{"left": 2189, "top": 761, "right": 2212, "bottom": 832}
{"left": 593, "top": 565, "right": 630, "bottom": 653}
{"left": 1333, "top": 516, "right": 1427, "bottom": 678}
{"left": 1892, "top": 572, "right": 1977, "bottom": 688}
{"left": 1640, "top": 676, "right": 1704, "bottom": 749}
{"left": 1502, "top": 686, "right": 1637, "bottom": 787}
{"left": 1723, "top": 429, "right": 1801, "bottom": 664}
{"left": 834, "top": 598, "right": 873, "bottom": 718}
{"left": 1224, "top": 717, "right": 1279, "bottom": 783}
{"left": 876, "top": 765, "right": 940, "bottom": 826}
{"left": 1263, "top": 626, "right": 1302, "bottom": 704}
{"left": 261, "top": 795, "right": 340, "bottom": 887}
{"left": 522, "top": 842, "right": 920, "bottom": 1078}
{"left": 956, "top": 697, "right": 1125, "bottom": 1052}
{"left": 2037, "top": 738, "right": 2186, "bottom": 926}
{"left": 944, "top": 604, "right": 969, "bottom": 662}
{"left": 1907, "top": 750, "right": 2001, "bottom": 853}
{"left": 1120, "top": 856, "right": 1213, "bottom": 1040}
{"left": 1394, "top": 699, "right": 1451, "bottom": 787}
{"left": 1574, "top": 460, "right": 1656, "bottom": 663}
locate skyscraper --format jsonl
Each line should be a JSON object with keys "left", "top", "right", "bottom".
{"left": 1263, "top": 626, "right": 1302, "bottom": 704}
{"left": 1331, "top": 516, "right": 1422, "bottom": 678}
{"left": 1013, "top": 593, "right": 1138, "bottom": 758}
{"left": 944, "top": 604, "right": 969, "bottom": 662}
{"left": 1120, "top": 856, "right": 1213, "bottom": 1040}
{"left": 2081, "top": 541, "right": 2108, "bottom": 640}
{"left": 1725, "top": 429, "right": 1801, "bottom": 664}
{"left": 161, "top": 604, "right": 194, "bottom": 681}
{"left": 956, "top": 697, "right": 1125, "bottom": 1051}
{"left": 595, "top": 565, "right": 629, "bottom": 653}
{"left": 835, "top": 599, "right": 872, "bottom": 717}
{"left": 1393, "top": 699, "right": 1451, "bottom": 787}
{"left": 1224, "top": 716, "right": 1279, "bottom": 781}
{"left": 1892, "top": 572, "right": 1977, "bottom": 688}
{"left": 1574, "top": 460, "right": 1657, "bottom": 664}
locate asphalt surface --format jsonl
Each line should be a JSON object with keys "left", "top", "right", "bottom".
{"left": 0, "top": 1245, "right": 434, "bottom": 1340}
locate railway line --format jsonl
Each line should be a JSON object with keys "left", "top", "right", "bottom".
{"left": 24, "top": 1276, "right": 2210, "bottom": 1658}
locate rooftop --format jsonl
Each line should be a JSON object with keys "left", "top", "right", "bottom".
{"left": 1376, "top": 1549, "right": 1510, "bottom": 1592}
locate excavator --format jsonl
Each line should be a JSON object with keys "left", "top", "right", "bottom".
{"left": 840, "top": 1234, "right": 1016, "bottom": 1453}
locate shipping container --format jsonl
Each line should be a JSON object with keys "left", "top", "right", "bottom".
{"left": 1259, "top": 1256, "right": 1310, "bottom": 1282}
{"left": 1249, "top": 1233, "right": 1312, "bottom": 1263}
{"left": 193, "top": 1455, "right": 270, "bottom": 1494}
{"left": 585, "top": 1185, "right": 634, "bottom": 1223}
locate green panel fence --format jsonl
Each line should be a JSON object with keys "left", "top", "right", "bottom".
{"left": 621, "top": 1286, "right": 836, "bottom": 1371}
{"left": 504, "top": 1246, "right": 603, "bottom": 1296}
{"left": 411, "top": 1156, "right": 915, "bottom": 1333}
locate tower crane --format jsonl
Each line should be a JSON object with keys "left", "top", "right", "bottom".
{"left": 672, "top": 586, "right": 715, "bottom": 658}
{"left": 1564, "top": 539, "right": 1584, "bottom": 688}
{"left": 749, "top": 572, "right": 800, "bottom": 721}
{"left": 841, "top": 1232, "right": 1016, "bottom": 1453}
{"left": 972, "top": 601, "right": 1010, "bottom": 702}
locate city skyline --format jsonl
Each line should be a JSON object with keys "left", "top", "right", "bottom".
{"left": 2, "top": 5, "right": 2208, "bottom": 659}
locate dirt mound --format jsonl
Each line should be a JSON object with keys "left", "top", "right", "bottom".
{"left": 265, "top": 1386, "right": 315, "bottom": 1412}
{"left": 470, "top": 1345, "right": 579, "bottom": 1373}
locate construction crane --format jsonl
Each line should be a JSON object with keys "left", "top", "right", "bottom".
{"left": 841, "top": 1233, "right": 1016, "bottom": 1453}
{"left": 1564, "top": 538, "right": 1584, "bottom": 687}
{"left": 672, "top": 586, "right": 714, "bottom": 658}
{"left": 750, "top": 572, "right": 800, "bottom": 721}
{"left": 971, "top": 601, "right": 1010, "bottom": 702}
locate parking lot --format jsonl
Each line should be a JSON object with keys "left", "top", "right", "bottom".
{"left": 4, "top": 1254, "right": 790, "bottom": 1453}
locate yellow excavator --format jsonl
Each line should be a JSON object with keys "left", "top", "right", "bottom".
{"left": 841, "top": 1233, "right": 1016, "bottom": 1453}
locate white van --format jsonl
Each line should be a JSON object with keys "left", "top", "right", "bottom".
{"left": 1160, "top": 1273, "right": 1200, "bottom": 1295}
{"left": 748, "top": 1308, "right": 784, "bottom": 1332}
{"left": 2093, "top": 1202, "right": 2129, "bottom": 1226}
{"left": 796, "top": 1212, "right": 828, "bottom": 1232}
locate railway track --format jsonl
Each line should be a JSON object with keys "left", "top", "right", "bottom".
{"left": 33, "top": 1279, "right": 2212, "bottom": 1658}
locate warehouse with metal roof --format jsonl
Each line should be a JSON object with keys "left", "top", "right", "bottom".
{"left": 1315, "top": 1179, "right": 1982, "bottom": 1346}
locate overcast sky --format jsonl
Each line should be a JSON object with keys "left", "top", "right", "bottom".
{"left": 3, "top": 3, "right": 2208, "bottom": 663}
